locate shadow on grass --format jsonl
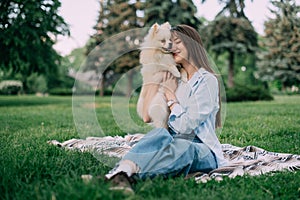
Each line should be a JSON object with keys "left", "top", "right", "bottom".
{"left": 0, "top": 95, "right": 72, "bottom": 107}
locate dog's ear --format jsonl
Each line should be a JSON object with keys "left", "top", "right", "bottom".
{"left": 151, "top": 23, "right": 159, "bottom": 37}
{"left": 162, "top": 22, "right": 171, "bottom": 29}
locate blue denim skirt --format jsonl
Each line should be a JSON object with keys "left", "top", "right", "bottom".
{"left": 122, "top": 128, "right": 217, "bottom": 179}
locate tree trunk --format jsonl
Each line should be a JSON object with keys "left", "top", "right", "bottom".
{"left": 228, "top": 51, "right": 235, "bottom": 88}
{"left": 281, "top": 81, "right": 286, "bottom": 92}
{"left": 98, "top": 76, "right": 105, "bottom": 96}
{"left": 127, "top": 70, "right": 133, "bottom": 97}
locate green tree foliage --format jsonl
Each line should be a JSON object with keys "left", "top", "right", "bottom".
{"left": 199, "top": 0, "right": 252, "bottom": 19}
{"left": 0, "top": 0, "right": 69, "bottom": 91}
{"left": 107, "top": 0, "right": 142, "bottom": 97}
{"left": 84, "top": 0, "right": 110, "bottom": 96}
{"left": 49, "top": 48, "right": 83, "bottom": 93}
{"left": 26, "top": 73, "right": 47, "bottom": 94}
{"left": 203, "top": 17, "right": 257, "bottom": 88}
{"left": 65, "top": 47, "right": 86, "bottom": 71}
{"left": 85, "top": 0, "right": 143, "bottom": 96}
{"left": 200, "top": 0, "right": 257, "bottom": 88}
{"left": 144, "top": 0, "right": 200, "bottom": 28}
{"left": 216, "top": 0, "right": 248, "bottom": 18}
{"left": 256, "top": 0, "right": 300, "bottom": 90}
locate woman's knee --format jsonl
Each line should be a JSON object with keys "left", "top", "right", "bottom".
{"left": 129, "top": 128, "right": 173, "bottom": 153}
{"left": 142, "top": 128, "right": 173, "bottom": 141}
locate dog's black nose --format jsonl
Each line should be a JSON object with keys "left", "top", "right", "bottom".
{"left": 168, "top": 42, "right": 172, "bottom": 50}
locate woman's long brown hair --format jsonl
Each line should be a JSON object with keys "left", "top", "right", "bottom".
{"left": 171, "top": 24, "right": 222, "bottom": 128}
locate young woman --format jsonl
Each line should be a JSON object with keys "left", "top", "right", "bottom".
{"left": 105, "top": 24, "right": 227, "bottom": 193}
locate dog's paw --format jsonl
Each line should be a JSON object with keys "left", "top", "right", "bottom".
{"left": 170, "top": 69, "right": 181, "bottom": 78}
{"left": 180, "top": 68, "right": 188, "bottom": 82}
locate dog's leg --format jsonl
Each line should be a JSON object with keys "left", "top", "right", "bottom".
{"left": 137, "top": 81, "right": 160, "bottom": 123}
{"left": 168, "top": 66, "right": 181, "bottom": 78}
{"left": 180, "top": 68, "right": 188, "bottom": 82}
{"left": 160, "top": 56, "right": 181, "bottom": 78}
{"left": 148, "top": 91, "right": 169, "bottom": 128}
{"left": 136, "top": 93, "right": 144, "bottom": 119}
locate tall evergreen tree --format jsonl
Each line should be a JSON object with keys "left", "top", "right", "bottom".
{"left": 172, "top": 0, "right": 200, "bottom": 27}
{"left": 199, "top": 0, "right": 257, "bottom": 88}
{"left": 84, "top": 0, "right": 111, "bottom": 96}
{"left": 143, "top": 0, "right": 172, "bottom": 26}
{"left": 199, "top": 0, "right": 251, "bottom": 19}
{"left": 0, "top": 0, "right": 69, "bottom": 91}
{"left": 217, "top": 0, "right": 248, "bottom": 19}
{"left": 256, "top": 0, "right": 300, "bottom": 90}
{"left": 107, "top": 0, "right": 143, "bottom": 96}
{"left": 144, "top": 0, "right": 200, "bottom": 28}
{"left": 85, "top": 0, "right": 143, "bottom": 96}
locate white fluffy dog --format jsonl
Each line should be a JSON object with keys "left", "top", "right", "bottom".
{"left": 137, "top": 22, "right": 186, "bottom": 128}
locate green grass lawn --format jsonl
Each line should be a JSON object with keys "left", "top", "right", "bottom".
{"left": 0, "top": 95, "right": 299, "bottom": 200}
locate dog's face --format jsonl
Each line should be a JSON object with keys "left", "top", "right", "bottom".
{"left": 143, "top": 22, "right": 173, "bottom": 53}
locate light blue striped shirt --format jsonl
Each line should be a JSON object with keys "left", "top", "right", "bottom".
{"left": 168, "top": 68, "right": 227, "bottom": 167}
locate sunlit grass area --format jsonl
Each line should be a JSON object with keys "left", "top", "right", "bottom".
{"left": 0, "top": 95, "right": 299, "bottom": 200}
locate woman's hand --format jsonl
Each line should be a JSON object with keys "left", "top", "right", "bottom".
{"left": 162, "top": 72, "right": 178, "bottom": 102}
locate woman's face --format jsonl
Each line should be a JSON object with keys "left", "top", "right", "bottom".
{"left": 171, "top": 34, "right": 188, "bottom": 65}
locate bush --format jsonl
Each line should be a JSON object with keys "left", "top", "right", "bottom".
{"left": 48, "top": 88, "right": 111, "bottom": 96}
{"left": 0, "top": 80, "right": 23, "bottom": 95}
{"left": 48, "top": 87, "right": 126, "bottom": 96}
{"left": 26, "top": 73, "right": 48, "bottom": 94}
{"left": 48, "top": 88, "right": 73, "bottom": 96}
{"left": 226, "top": 84, "right": 273, "bottom": 102}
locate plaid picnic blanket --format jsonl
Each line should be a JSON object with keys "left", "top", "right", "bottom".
{"left": 48, "top": 134, "right": 300, "bottom": 183}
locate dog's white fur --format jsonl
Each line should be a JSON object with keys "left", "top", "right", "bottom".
{"left": 137, "top": 22, "right": 186, "bottom": 128}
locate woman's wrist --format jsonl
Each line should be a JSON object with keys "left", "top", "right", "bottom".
{"left": 165, "top": 90, "right": 178, "bottom": 110}
{"left": 168, "top": 100, "right": 178, "bottom": 110}
{"left": 167, "top": 99, "right": 178, "bottom": 107}
{"left": 165, "top": 90, "right": 176, "bottom": 101}
{"left": 166, "top": 94, "right": 179, "bottom": 110}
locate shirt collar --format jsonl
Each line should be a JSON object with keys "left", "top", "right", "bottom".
{"left": 188, "top": 68, "right": 206, "bottom": 88}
